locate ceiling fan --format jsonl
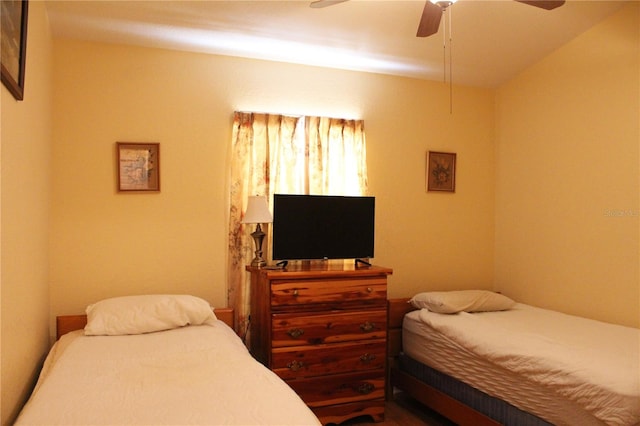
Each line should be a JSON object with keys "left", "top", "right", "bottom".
{"left": 310, "top": 0, "right": 565, "bottom": 37}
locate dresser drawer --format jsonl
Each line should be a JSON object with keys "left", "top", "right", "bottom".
{"left": 272, "top": 310, "right": 386, "bottom": 347}
{"left": 286, "top": 371, "right": 385, "bottom": 408}
{"left": 272, "top": 341, "right": 386, "bottom": 380}
{"left": 271, "top": 277, "right": 386, "bottom": 309}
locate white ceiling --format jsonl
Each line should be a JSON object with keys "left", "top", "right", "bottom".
{"left": 45, "top": 0, "right": 629, "bottom": 88}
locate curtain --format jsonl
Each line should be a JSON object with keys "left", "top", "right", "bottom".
{"left": 228, "top": 112, "right": 368, "bottom": 341}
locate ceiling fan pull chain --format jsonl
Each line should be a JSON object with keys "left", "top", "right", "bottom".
{"left": 449, "top": 5, "right": 453, "bottom": 114}
{"left": 442, "top": 7, "right": 447, "bottom": 83}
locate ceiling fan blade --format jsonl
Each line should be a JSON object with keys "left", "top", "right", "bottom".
{"left": 310, "top": 0, "right": 348, "bottom": 8}
{"left": 416, "top": 1, "right": 443, "bottom": 38}
{"left": 514, "top": 0, "right": 565, "bottom": 10}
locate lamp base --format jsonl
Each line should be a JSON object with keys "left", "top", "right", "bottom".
{"left": 250, "top": 224, "right": 267, "bottom": 268}
{"left": 250, "top": 258, "right": 267, "bottom": 268}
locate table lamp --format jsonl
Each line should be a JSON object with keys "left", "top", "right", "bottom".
{"left": 242, "top": 195, "right": 273, "bottom": 267}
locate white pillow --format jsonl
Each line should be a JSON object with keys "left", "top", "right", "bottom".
{"left": 410, "top": 290, "right": 515, "bottom": 314}
{"left": 84, "top": 294, "right": 217, "bottom": 336}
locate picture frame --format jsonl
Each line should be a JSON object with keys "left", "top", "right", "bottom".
{"left": 1, "top": 0, "right": 29, "bottom": 101}
{"left": 117, "top": 142, "right": 160, "bottom": 192}
{"left": 427, "top": 151, "right": 456, "bottom": 192}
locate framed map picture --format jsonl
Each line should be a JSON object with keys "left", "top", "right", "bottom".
{"left": 117, "top": 142, "right": 160, "bottom": 192}
{"left": 427, "top": 151, "right": 456, "bottom": 192}
{"left": 1, "top": 0, "right": 29, "bottom": 100}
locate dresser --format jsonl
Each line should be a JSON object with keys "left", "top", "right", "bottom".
{"left": 247, "top": 263, "right": 392, "bottom": 425}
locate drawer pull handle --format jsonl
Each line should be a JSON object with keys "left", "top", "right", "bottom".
{"left": 286, "top": 360, "right": 305, "bottom": 372}
{"left": 360, "top": 353, "right": 376, "bottom": 364}
{"left": 366, "top": 287, "right": 373, "bottom": 293}
{"left": 360, "top": 321, "right": 375, "bottom": 332}
{"left": 287, "top": 328, "right": 304, "bottom": 339}
{"left": 292, "top": 290, "right": 299, "bottom": 297}
{"left": 357, "top": 383, "right": 375, "bottom": 395}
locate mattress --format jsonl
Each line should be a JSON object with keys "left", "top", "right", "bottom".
{"left": 402, "top": 304, "right": 640, "bottom": 426}
{"left": 16, "top": 321, "right": 321, "bottom": 425}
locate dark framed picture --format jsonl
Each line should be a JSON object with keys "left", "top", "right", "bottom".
{"left": 117, "top": 142, "right": 160, "bottom": 192}
{"left": 1, "top": 0, "right": 29, "bottom": 100}
{"left": 427, "top": 151, "right": 456, "bottom": 192}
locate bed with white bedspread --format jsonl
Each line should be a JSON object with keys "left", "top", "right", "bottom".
{"left": 15, "top": 295, "right": 321, "bottom": 426}
{"left": 388, "top": 291, "right": 640, "bottom": 426}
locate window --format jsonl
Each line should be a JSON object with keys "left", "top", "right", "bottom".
{"left": 227, "top": 112, "right": 368, "bottom": 338}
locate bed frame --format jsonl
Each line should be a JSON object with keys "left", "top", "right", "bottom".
{"left": 387, "top": 298, "right": 500, "bottom": 426}
{"left": 56, "top": 308, "right": 235, "bottom": 340}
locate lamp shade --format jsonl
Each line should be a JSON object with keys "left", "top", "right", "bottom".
{"left": 242, "top": 196, "right": 273, "bottom": 224}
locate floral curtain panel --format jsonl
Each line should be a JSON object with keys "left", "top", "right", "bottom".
{"left": 228, "top": 112, "right": 368, "bottom": 341}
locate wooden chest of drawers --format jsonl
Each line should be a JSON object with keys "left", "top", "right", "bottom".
{"left": 248, "top": 264, "right": 392, "bottom": 425}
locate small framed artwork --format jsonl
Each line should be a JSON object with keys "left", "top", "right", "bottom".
{"left": 427, "top": 151, "right": 456, "bottom": 192}
{"left": 117, "top": 142, "right": 160, "bottom": 192}
{"left": 1, "top": 0, "right": 29, "bottom": 100}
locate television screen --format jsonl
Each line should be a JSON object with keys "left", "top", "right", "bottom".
{"left": 272, "top": 194, "right": 375, "bottom": 261}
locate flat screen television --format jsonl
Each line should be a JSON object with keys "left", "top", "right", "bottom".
{"left": 272, "top": 194, "right": 375, "bottom": 261}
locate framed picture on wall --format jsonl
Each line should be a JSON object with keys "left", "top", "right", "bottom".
{"left": 426, "top": 151, "right": 456, "bottom": 192}
{"left": 1, "top": 0, "right": 29, "bottom": 100}
{"left": 117, "top": 142, "right": 160, "bottom": 192}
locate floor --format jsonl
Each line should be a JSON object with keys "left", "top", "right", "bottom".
{"left": 339, "top": 392, "right": 457, "bottom": 426}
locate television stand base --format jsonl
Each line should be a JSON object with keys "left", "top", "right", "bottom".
{"left": 355, "top": 258, "right": 371, "bottom": 267}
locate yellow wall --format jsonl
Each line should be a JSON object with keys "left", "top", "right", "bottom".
{"left": 0, "top": 1, "right": 53, "bottom": 424}
{"left": 49, "top": 40, "right": 496, "bottom": 321}
{"left": 495, "top": 4, "right": 639, "bottom": 327}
